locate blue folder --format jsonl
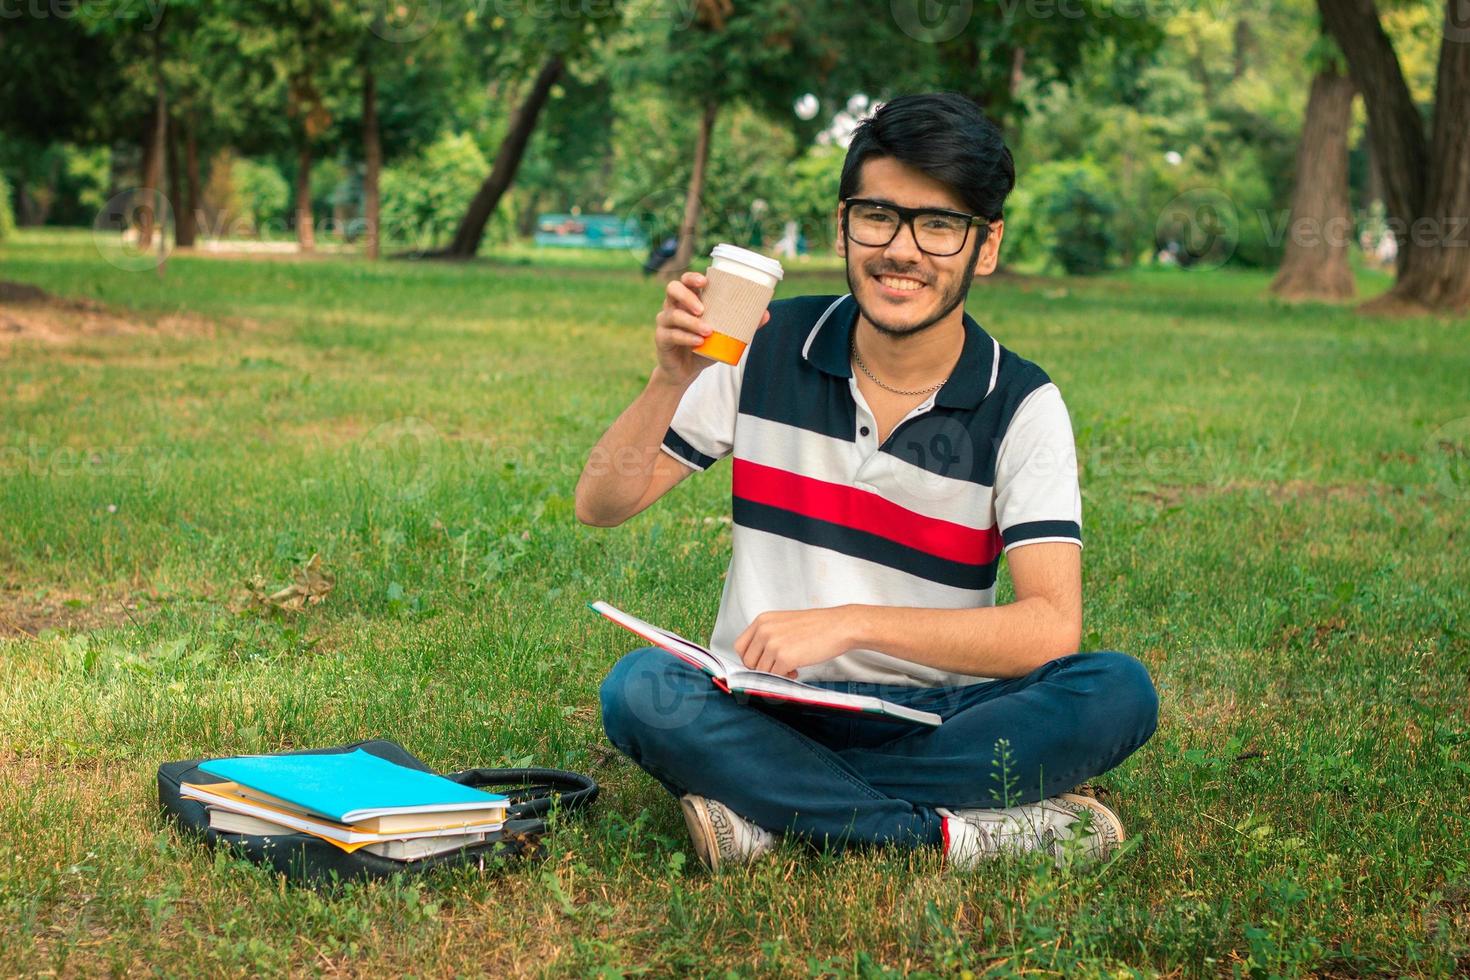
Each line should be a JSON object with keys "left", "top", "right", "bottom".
{"left": 199, "top": 749, "right": 508, "bottom": 824}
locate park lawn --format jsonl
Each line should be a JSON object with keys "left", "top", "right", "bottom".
{"left": 1, "top": 228, "right": 1468, "bottom": 976}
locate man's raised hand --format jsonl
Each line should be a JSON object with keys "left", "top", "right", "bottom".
{"left": 652, "top": 271, "right": 770, "bottom": 389}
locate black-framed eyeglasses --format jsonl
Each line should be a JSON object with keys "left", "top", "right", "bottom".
{"left": 841, "top": 197, "right": 990, "bottom": 257}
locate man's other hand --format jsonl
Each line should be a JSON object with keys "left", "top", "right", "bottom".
{"left": 734, "top": 607, "right": 856, "bottom": 678}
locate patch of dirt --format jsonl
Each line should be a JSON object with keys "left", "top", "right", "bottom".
{"left": 0, "top": 280, "right": 240, "bottom": 350}
{"left": 1167, "top": 690, "right": 1243, "bottom": 735}
{"left": 193, "top": 241, "right": 352, "bottom": 261}
{"left": 1276, "top": 615, "right": 1352, "bottom": 653}
{"left": 0, "top": 588, "right": 147, "bottom": 639}
{"left": 0, "top": 749, "right": 80, "bottom": 789}
{"left": 1357, "top": 291, "right": 1467, "bottom": 320}
{"left": 0, "top": 749, "right": 145, "bottom": 803}
{"left": 270, "top": 416, "right": 373, "bottom": 445}
{"left": 0, "top": 281, "right": 50, "bottom": 304}
{"left": 1134, "top": 479, "right": 1405, "bottom": 508}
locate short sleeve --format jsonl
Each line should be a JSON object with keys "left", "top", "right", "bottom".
{"left": 992, "top": 383, "right": 1083, "bottom": 552}
{"left": 660, "top": 359, "right": 743, "bottom": 471}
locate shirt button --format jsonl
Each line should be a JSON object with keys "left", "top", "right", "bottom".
{"left": 859, "top": 426, "right": 870, "bottom": 437}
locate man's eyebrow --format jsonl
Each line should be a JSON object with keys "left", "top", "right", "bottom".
{"left": 860, "top": 196, "right": 969, "bottom": 213}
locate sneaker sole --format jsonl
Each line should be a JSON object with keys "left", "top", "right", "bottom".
{"left": 1055, "top": 793, "right": 1125, "bottom": 857}
{"left": 679, "top": 794, "right": 723, "bottom": 872}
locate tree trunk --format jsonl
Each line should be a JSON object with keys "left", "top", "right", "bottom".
{"left": 296, "top": 141, "right": 315, "bottom": 252}
{"left": 180, "top": 114, "right": 199, "bottom": 248}
{"left": 16, "top": 187, "right": 48, "bottom": 226}
{"left": 1316, "top": 0, "right": 1427, "bottom": 277}
{"left": 440, "top": 54, "right": 563, "bottom": 258}
{"left": 362, "top": 63, "right": 381, "bottom": 260}
{"left": 1363, "top": 122, "right": 1384, "bottom": 209}
{"left": 167, "top": 118, "right": 183, "bottom": 247}
{"left": 170, "top": 115, "right": 199, "bottom": 249}
{"left": 1379, "top": 5, "right": 1470, "bottom": 312}
{"left": 1232, "top": 19, "right": 1254, "bottom": 79}
{"left": 136, "top": 129, "right": 157, "bottom": 246}
{"left": 656, "top": 99, "right": 718, "bottom": 281}
{"left": 1270, "top": 66, "right": 1357, "bottom": 301}
{"left": 516, "top": 190, "right": 542, "bottom": 239}
{"left": 136, "top": 46, "right": 167, "bottom": 250}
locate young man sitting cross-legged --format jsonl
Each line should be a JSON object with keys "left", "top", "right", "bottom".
{"left": 575, "top": 93, "right": 1158, "bottom": 871}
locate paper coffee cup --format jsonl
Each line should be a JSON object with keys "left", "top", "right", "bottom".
{"left": 692, "top": 244, "right": 784, "bottom": 365}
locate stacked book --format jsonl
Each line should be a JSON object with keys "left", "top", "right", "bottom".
{"left": 180, "top": 748, "right": 509, "bottom": 862}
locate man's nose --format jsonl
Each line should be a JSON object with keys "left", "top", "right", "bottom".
{"left": 882, "top": 219, "right": 925, "bottom": 264}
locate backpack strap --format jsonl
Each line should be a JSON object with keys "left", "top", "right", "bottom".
{"left": 445, "top": 767, "right": 598, "bottom": 828}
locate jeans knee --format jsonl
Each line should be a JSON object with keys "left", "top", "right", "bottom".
{"left": 599, "top": 646, "right": 707, "bottom": 749}
{"left": 600, "top": 647, "right": 655, "bottom": 746}
{"left": 1092, "top": 651, "right": 1159, "bottom": 743}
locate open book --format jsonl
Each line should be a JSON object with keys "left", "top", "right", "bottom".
{"left": 590, "top": 601, "right": 941, "bottom": 727}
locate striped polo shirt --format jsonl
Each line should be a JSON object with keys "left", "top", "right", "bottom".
{"left": 661, "top": 292, "right": 1082, "bottom": 687}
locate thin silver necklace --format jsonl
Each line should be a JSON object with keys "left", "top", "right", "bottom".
{"left": 851, "top": 335, "right": 947, "bottom": 397}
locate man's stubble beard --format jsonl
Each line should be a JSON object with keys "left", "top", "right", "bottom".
{"left": 844, "top": 241, "right": 981, "bottom": 341}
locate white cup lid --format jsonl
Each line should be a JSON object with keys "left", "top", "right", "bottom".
{"left": 711, "top": 243, "right": 784, "bottom": 281}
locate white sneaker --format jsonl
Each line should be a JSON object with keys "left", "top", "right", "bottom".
{"left": 938, "top": 793, "right": 1125, "bottom": 870}
{"left": 679, "top": 794, "right": 777, "bottom": 871}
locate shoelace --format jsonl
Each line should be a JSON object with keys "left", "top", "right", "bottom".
{"left": 965, "top": 817, "right": 1058, "bottom": 856}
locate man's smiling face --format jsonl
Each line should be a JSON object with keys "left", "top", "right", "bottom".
{"left": 836, "top": 156, "right": 1005, "bottom": 339}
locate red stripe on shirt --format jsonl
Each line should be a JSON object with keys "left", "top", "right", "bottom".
{"left": 732, "top": 458, "right": 1001, "bottom": 566}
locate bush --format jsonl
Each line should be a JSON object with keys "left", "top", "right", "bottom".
{"left": 609, "top": 95, "right": 802, "bottom": 257}
{"left": 1216, "top": 151, "right": 1284, "bottom": 269}
{"left": 232, "top": 159, "right": 290, "bottom": 236}
{"left": 380, "top": 133, "right": 492, "bottom": 251}
{"left": 773, "top": 143, "right": 843, "bottom": 253}
{"left": 1007, "top": 160, "right": 1120, "bottom": 275}
{"left": 309, "top": 156, "right": 351, "bottom": 227}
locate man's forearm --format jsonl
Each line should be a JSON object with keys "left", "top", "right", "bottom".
{"left": 846, "top": 599, "right": 1081, "bottom": 679}
{"left": 574, "top": 368, "right": 689, "bottom": 526}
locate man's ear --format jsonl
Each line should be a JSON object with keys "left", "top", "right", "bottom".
{"left": 973, "top": 218, "right": 1004, "bottom": 276}
{"left": 833, "top": 203, "right": 846, "bottom": 258}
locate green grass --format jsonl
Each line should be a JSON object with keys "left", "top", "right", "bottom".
{"left": 1, "top": 228, "right": 1468, "bottom": 976}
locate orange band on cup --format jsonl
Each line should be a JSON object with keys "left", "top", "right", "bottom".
{"left": 692, "top": 331, "right": 748, "bottom": 365}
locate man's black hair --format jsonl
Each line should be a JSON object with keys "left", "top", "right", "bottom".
{"left": 838, "top": 93, "right": 1015, "bottom": 222}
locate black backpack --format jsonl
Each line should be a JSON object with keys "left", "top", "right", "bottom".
{"left": 157, "top": 739, "right": 598, "bottom": 886}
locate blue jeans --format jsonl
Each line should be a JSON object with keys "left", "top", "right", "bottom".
{"left": 600, "top": 647, "right": 1159, "bottom": 850}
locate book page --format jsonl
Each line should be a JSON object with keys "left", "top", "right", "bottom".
{"left": 725, "top": 673, "right": 941, "bottom": 726}
{"left": 590, "top": 601, "right": 941, "bottom": 727}
{"left": 590, "top": 602, "right": 735, "bottom": 676}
